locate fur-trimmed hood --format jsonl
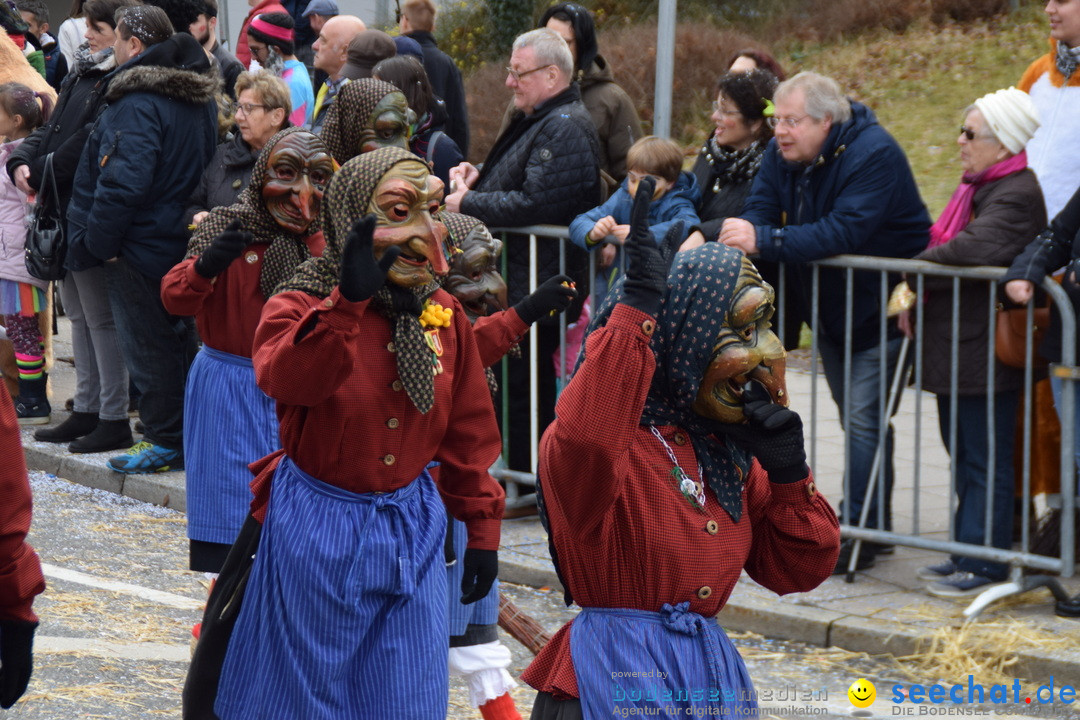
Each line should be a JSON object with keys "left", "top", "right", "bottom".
{"left": 106, "top": 34, "right": 219, "bottom": 105}
{"left": 107, "top": 64, "right": 219, "bottom": 104}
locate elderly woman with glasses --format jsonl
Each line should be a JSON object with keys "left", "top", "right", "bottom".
{"left": 184, "top": 71, "right": 291, "bottom": 229}
{"left": 899, "top": 88, "right": 1045, "bottom": 599}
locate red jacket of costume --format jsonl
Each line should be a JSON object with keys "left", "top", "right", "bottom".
{"left": 0, "top": 394, "right": 45, "bottom": 623}
{"left": 249, "top": 286, "right": 505, "bottom": 550}
{"left": 160, "top": 233, "right": 325, "bottom": 357}
{"left": 471, "top": 308, "right": 529, "bottom": 368}
{"left": 522, "top": 304, "right": 840, "bottom": 699}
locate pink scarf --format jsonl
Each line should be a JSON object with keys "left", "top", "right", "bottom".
{"left": 928, "top": 150, "right": 1028, "bottom": 248}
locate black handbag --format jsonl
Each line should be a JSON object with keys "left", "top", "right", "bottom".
{"left": 24, "top": 153, "right": 66, "bottom": 281}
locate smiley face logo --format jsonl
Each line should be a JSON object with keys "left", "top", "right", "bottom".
{"left": 847, "top": 679, "right": 876, "bottom": 708}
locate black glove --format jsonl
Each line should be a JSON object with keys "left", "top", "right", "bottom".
{"left": 721, "top": 381, "right": 808, "bottom": 483}
{"left": 338, "top": 215, "right": 401, "bottom": 303}
{"left": 0, "top": 619, "right": 36, "bottom": 709}
{"left": 387, "top": 283, "right": 424, "bottom": 317}
{"left": 460, "top": 548, "right": 498, "bottom": 605}
{"left": 194, "top": 219, "right": 252, "bottom": 279}
{"left": 513, "top": 274, "right": 578, "bottom": 325}
{"left": 621, "top": 177, "right": 681, "bottom": 317}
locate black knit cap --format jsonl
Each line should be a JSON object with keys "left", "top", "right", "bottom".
{"left": 537, "top": 2, "right": 597, "bottom": 76}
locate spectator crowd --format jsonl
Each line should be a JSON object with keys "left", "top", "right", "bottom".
{"left": 2, "top": 0, "right": 1080, "bottom": 716}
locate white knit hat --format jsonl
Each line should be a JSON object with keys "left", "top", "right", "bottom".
{"left": 973, "top": 87, "right": 1040, "bottom": 155}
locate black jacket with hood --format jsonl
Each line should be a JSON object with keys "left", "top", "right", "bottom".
{"left": 66, "top": 33, "right": 219, "bottom": 278}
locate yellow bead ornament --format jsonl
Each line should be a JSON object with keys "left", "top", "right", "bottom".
{"left": 419, "top": 301, "right": 453, "bottom": 329}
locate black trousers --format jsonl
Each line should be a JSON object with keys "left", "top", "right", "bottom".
{"left": 182, "top": 514, "right": 262, "bottom": 720}
{"left": 531, "top": 691, "right": 584, "bottom": 720}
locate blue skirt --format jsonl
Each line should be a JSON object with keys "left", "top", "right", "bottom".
{"left": 184, "top": 346, "right": 279, "bottom": 546}
{"left": 447, "top": 517, "right": 500, "bottom": 637}
{"left": 569, "top": 603, "right": 757, "bottom": 720}
{"left": 215, "top": 456, "right": 450, "bottom": 720}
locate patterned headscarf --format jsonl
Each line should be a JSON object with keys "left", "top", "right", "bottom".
{"left": 276, "top": 146, "right": 443, "bottom": 413}
{"left": 439, "top": 211, "right": 503, "bottom": 396}
{"left": 579, "top": 243, "right": 754, "bottom": 522}
{"left": 187, "top": 127, "right": 327, "bottom": 300}
{"left": 320, "top": 77, "right": 403, "bottom": 165}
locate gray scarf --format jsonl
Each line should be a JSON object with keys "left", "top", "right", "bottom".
{"left": 1056, "top": 41, "right": 1080, "bottom": 78}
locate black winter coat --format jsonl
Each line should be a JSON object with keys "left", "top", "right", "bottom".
{"left": 407, "top": 31, "right": 469, "bottom": 156}
{"left": 460, "top": 85, "right": 600, "bottom": 315}
{"left": 1004, "top": 182, "right": 1080, "bottom": 365}
{"left": 183, "top": 133, "right": 259, "bottom": 228}
{"left": 917, "top": 169, "right": 1046, "bottom": 395}
{"left": 5, "top": 53, "right": 116, "bottom": 218}
{"left": 66, "top": 35, "right": 219, "bottom": 278}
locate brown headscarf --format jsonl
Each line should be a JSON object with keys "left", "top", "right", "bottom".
{"left": 276, "top": 146, "right": 444, "bottom": 413}
{"left": 320, "top": 78, "right": 403, "bottom": 166}
{"left": 186, "top": 127, "right": 328, "bottom": 299}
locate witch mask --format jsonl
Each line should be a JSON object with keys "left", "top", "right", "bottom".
{"left": 359, "top": 91, "right": 414, "bottom": 155}
{"left": 442, "top": 226, "right": 507, "bottom": 322}
{"left": 262, "top": 132, "right": 335, "bottom": 235}
{"left": 693, "top": 257, "right": 787, "bottom": 424}
{"left": 368, "top": 159, "right": 449, "bottom": 288}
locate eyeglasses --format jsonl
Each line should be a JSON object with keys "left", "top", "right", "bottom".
{"left": 766, "top": 114, "right": 812, "bottom": 129}
{"left": 233, "top": 102, "right": 267, "bottom": 116}
{"left": 506, "top": 64, "right": 553, "bottom": 81}
{"left": 959, "top": 126, "right": 992, "bottom": 142}
{"left": 711, "top": 101, "right": 742, "bottom": 117}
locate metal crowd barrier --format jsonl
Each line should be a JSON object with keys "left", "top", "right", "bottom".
{"left": 482, "top": 229, "right": 1076, "bottom": 616}
{"left": 812, "top": 255, "right": 1076, "bottom": 617}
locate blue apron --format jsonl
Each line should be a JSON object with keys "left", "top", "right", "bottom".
{"left": 569, "top": 602, "right": 757, "bottom": 719}
{"left": 215, "top": 456, "right": 450, "bottom": 720}
{"left": 447, "top": 516, "right": 500, "bottom": 636}
{"left": 184, "top": 345, "right": 279, "bottom": 545}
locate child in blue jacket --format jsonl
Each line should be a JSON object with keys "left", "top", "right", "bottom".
{"left": 570, "top": 135, "right": 700, "bottom": 307}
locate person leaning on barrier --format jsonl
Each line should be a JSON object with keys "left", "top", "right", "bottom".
{"left": 900, "top": 88, "right": 1044, "bottom": 599}
{"left": 681, "top": 68, "right": 806, "bottom": 351}
{"left": 720, "top": 71, "right": 931, "bottom": 574}
{"left": 444, "top": 27, "right": 600, "bottom": 478}
{"left": 1005, "top": 182, "right": 1080, "bottom": 619}
{"left": 523, "top": 177, "right": 839, "bottom": 719}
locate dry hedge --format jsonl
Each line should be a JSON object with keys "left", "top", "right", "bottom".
{"left": 459, "top": 0, "right": 1019, "bottom": 163}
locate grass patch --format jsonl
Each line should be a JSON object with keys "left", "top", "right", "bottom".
{"left": 772, "top": 4, "right": 1048, "bottom": 216}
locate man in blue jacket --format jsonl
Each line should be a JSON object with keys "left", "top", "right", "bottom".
{"left": 720, "top": 71, "right": 930, "bottom": 573}
{"left": 66, "top": 5, "right": 219, "bottom": 474}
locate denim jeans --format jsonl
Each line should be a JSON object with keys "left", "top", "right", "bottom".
{"left": 935, "top": 391, "right": 1018, "bottom": 580}
{"left": 1050, "top": 376, "right": 1080, "bottom": 480}
{"left": 103, "top": 256, "right": 197, "bottom": 451}
{"left": 818, "top": 334, "right": 905, "bottom": 531}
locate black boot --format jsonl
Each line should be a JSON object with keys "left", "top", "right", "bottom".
{"left": 34, "top": 411, "right": 98, "bottom": 442}
{"left": 14, "top": 374, "right": 51, "bottom": 425}
{"left": 68, "top": 419, "right": 134, "bottom": 454}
